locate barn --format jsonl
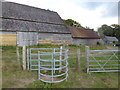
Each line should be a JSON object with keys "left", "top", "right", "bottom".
{"left": 0, "top": 1, "right": 72, "bottom": 46}
{"left": 102, "top": 36, "right": 118, "bottom": 44}
{"left": 69, "top": 26, "right": 103, "bottom": 45}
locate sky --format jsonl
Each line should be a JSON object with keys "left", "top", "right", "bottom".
{"left": 2, "top": 0, "right": 119, "bottom": 31}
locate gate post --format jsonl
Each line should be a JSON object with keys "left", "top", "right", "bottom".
{"left": 59, "top": 46, "right": 63, "bottom": 73}
{"left": 22, "top": 45, "right": 26, "bottom": 70}
{"left": 27, "top": 48, "right": 30, "bottom": 70}
{"left": 85, "top": 46, "right": 90, "bottom": 73}
{"left": 16, "top": 46, "right": 20, "bottom": 65}
{"left": 76, "top": 49, "right": 80, "bottom": 71}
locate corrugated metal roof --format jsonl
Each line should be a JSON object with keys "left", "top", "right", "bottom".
{"left": 0, "top": 1, "right": 71, "bottom": 34}
{"left": 104, "top": 36, "right": 118, "bottom": 42}
{"left": 69, "top": 26, "right": 100, "bottom": 39}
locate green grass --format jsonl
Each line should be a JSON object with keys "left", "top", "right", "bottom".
{"left": 2, "top": 46, "right": 37, "bottom": 88}
{"left": 1, "top": 45, "right": 119, "bottom": 88}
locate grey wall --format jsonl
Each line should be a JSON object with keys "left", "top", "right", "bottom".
{"left": 38, "top": 33, "right": 72, "bottom": 44}
{"left": 1, "top": 31, "right": 105, "bottom": 46}
{"left": 1, "top": 31, "right": 72, "bottom": 46}
{"left": 38, "top": 33, "right": 72, "bottom": 40}
{"left": 17, "top": 32, "right": 38, "bottom": 46}
{"left": 72, "top": 38, "right": 103, "bottom": 45}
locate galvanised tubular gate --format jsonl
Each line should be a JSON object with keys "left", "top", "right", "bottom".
{"left": 29, "top": 48, "right": 68, "bottom": 83}
{"left": 86, "top": 46, "right": 120, "bottom": 73}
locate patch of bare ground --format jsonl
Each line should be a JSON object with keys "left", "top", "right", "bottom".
{"left": 42, "top": 76, "right": 62, "bottom": 81}
{"left": 12, "top": 78, "right": 35, "bottom": 88}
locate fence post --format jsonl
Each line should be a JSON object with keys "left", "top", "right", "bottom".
{"left": 16, "top": 46, "right": 20, "bottom": 65}
{"left": 85, "top": 46, "right": 89, "bottom": 73}
{"left": 59, "top": 46, "right": 63, "bottom": 73}
{"left": 27, "top": 48, "right": 29, "bottom": 70}
{"left": 76, "top": 49, "right": 80, "bottom": 71}
{"left": 22, "top": 45, "right": 26, "bottom": 70}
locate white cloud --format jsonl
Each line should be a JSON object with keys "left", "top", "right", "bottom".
{"left": 4, "top": 0, "right": 118, "bottom": 30}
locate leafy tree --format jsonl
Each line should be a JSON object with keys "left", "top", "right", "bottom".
{"left": 103, "top": 25, "right": 113, "bottom": 36}
{"left": 98, "top": 24, "right": 113, "bottom": 36}
{"left": 64, "top": 19, "right": 82, "bottom": 28}
{"left": 98, "top": 27, "right": 104, "bottom": 37}
{"left": 98, "top": 24, "right": 120, "bottom": 42}
{"left": 111, "top": 24, "right": 120, "bottom": 42}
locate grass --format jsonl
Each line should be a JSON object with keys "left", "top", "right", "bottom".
{"left": 2, "top": 46, "right": 37, "bottom": 88}
{"left": 27, "top": 71, "right": 118, "bottom": 88}
{"left": 1, "top": 44, "right": 119, "bottom": 88}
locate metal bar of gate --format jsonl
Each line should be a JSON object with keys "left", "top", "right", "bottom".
{"left": 29, "top": 48, "right": 68, "bottom": 83}
{"left": 86, "top": 46, "right": 120, "bottom": 73}
{"left": 38, "top": 51, "right": 41, "bottom": 80}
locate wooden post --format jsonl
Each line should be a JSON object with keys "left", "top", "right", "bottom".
{"left": 76, "top": 49, "right": 80, "bottom": 71}
{"left": 27, "top": 48, "right": 29, "bottom": 70}
{"left": 16, "top": 46, "right": 20, "bottom": 65}
{"left": 86, "top": 46, "right": 89, "bottom": 73}
{"left": 59, "top": 46, "right": 63, "bottom": 73}
{"left": 22, "top": 45, "right": 26, "bottom": 70}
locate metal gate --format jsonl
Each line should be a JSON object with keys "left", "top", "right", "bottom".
{"left": 29, "top": 47, "right": 68, "bottom": 83}
{"left": 86, "top": 46, "right": 120, "bottom": 73}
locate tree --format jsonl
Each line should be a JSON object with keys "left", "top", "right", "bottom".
{"left": 111, "top": 24, "right": 120, "bottom": 42}
{"left": 103, "top": 25, "right": 113, "bottom": 36}
{"left": 64, "top": 19, "right": 83, "bottom": 28}
{"left": 98, "top": 24, "right": 120, "bottom": 42}
{"left": 98, "top": 24, "right": 113, "bottom": 36}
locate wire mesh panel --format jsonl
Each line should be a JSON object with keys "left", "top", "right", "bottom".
{"left": 86, "top": 49, "right": 120, "bottom": 73}
{"left": 30, "top": 48, "right": 68, "bottom": 83}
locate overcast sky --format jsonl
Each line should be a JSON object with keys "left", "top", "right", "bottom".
{"left": 3, "top": 0, "right": 119, "bottom": 31}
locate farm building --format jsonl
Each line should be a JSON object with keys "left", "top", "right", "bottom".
{"left": 0, "top": 1, "right": 72, "bottom": 46}
{"left": 69, "top": 26, "right": 103, "bottom": 45}
{"left": 102, "top": 36, "right": 118, "bottom": 44}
